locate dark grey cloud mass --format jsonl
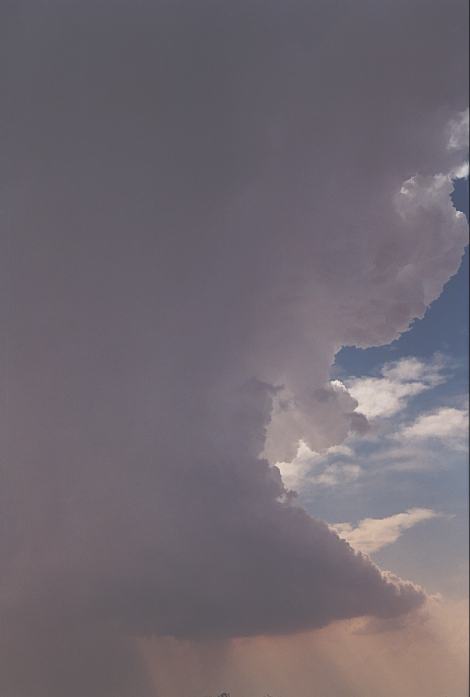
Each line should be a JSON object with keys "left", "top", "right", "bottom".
{"left": 1, "top": 0, "right": 468, "bottom": 694}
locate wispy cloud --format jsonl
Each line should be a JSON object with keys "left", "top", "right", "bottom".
{"left": 277, "top": 441, "right": 361, "bottom": 490}
{"left": 330, "top": 509, "right": 446, "bottom": 554}
{"left": 398, "top": 406, "right": 468, "bottom": 450}
{"left": 310, "top": 462, "right": 362, "bottom": 487}
{"left": 343, "top": 355, "right": 447, "bottom": 419}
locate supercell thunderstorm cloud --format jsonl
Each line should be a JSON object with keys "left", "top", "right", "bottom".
{"left": 1, "top": 1, "right": 468, "bottom": 694}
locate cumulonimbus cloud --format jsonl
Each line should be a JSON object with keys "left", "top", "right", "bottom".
{"left": 1, "top": 0, "right": 468, "bottom": 693}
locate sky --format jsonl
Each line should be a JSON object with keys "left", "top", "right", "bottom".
{"left": 289, "top": 190, "right": 469, "bottom": 599}
{"left": 1, "top": 1, "right": 468, "bottom": 696}
{"left": 323, "top": 178, "right": 469, "bottom": 600}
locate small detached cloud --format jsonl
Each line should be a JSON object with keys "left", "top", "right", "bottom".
{"left": 343, "top": 355, "right": 447, "bottom": 419}
{"left": 447, "top": 108, "right": 469, "bottom": 150}
{"left": 331, "top": 508, "right": 445, "bottom": 555}
{"left": 399, "top": 407, "right": 468, "bottom": 450}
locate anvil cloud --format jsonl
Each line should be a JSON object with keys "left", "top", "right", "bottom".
{"left": 1, "top": 0, "right": 468, "bottom": 693}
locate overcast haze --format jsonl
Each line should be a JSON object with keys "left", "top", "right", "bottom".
{"left": 1, "top": 1, "right": 468, "bottom": 695}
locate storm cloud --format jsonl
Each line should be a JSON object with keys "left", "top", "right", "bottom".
{"left": 1, "top": 0, "right": 468, "bottom": 693}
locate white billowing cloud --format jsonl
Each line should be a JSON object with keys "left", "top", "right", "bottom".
{"left": 331, "top": 509, "right": 444, "bottom": 555}
{"left": 277, "top": 441, "right": 359, "bottom": 490}
{"left": 451, "top": 160, "right": 469, "bottom": 179}
{"left": 381, "top": 356, "right": 445, "bottom": 384}
{"left": 346, "top": 377, "right": 425, "bottom": 419}
{"left": 345, "top": 356, "right": 446, "bottom": 419}
{"left": 391, "top": 171, "right": 468, "bottom": 306}
{"left": 400, "top": 407, "right": 468, "bottom": 449}
{"left": 276, "top": 441, "right": 323, "bottom": 489}
{"left": 286, "top": 356, "right": 466, "bottom": 486}
{"left": 264, "top": 380, "right": 364, "bottom": 464}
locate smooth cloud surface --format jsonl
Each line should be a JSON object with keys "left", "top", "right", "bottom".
{"left": 331, "top": 509, "right": 444, "bottom": 555}
{"left": 1, "top": 0, "right": 468, "bottom": 693}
